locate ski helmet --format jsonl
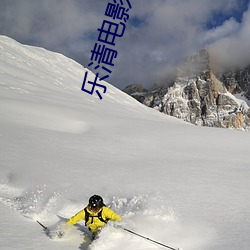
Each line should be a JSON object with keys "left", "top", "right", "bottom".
{"left": 89, "top": 195, "right": 104, "bottom": 210}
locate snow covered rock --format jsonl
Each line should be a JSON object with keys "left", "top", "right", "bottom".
{"left": 124, "top": 49, "right": 250, "bottom": 130}
{"left": 122, "top": 84, "right": 147, "bottom": 103}
{"left": 218, "top": 65, "right": 250, "bottom": 100}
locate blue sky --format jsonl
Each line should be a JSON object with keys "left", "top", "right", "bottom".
{"left": 0, "top": 0, "right": 249, "bottom": 89}
{"left": 206, "top": 0, "right": 249, "bottom": 28}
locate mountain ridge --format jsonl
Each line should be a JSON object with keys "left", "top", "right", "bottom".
{"left": 123, "top": 49, "right": 250, "bottom": 130}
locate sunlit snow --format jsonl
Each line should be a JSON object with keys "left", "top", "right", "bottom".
{"left": 0, "top": 36, "right": 249, "bottom": 250}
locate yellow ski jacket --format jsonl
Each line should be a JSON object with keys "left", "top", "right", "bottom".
{"left": 67, "top": 206, "right": 121, "bottom": 233}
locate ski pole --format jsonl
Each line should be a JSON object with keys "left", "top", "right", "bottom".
{"left": 122, "top": 227, "right": 180, "bottom": 250}
{"left": 37, "top": 220, "right": 48, "bottom": 231}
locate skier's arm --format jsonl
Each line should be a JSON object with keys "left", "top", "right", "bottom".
{"left": 104, "top": 207, "right": 122, "bottom": 222}
{"left": 67, "top": 209, "right": 85, "bottom": 225}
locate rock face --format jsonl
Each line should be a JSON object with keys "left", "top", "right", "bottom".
{"left": 124, "top": 49, "right": 250, "bottom": 130}
{"left": 217, "top": 66, "right": 250, "bottom": 100}
{"left": 123, "top": 84, "right": 147, "bottom": 103}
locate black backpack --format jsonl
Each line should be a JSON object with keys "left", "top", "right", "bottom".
{"left": 84, "top": 206, "right": 109, "bottom": 226}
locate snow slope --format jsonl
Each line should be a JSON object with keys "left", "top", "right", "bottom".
{"left": 0, "top": 35, "right": 250, "bottom": 250}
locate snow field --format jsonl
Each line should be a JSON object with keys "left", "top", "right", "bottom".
{"left": 0, "top": 178, "right": 214, "bottom": 250}
{"left": 0, "top": 36, "right": 250, "bottom": 250}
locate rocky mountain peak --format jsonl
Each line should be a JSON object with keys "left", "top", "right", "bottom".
{"left": 177, "top": 49, "right": 210, "bottom": 78}
{"left": 123, "top": 49, "right": 250, "bottom": 130}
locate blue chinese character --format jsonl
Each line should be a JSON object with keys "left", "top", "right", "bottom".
{"left": 90, "top": 43, "right": 118, "bottom": 66}
{"left": 81, "top": 72, "right": 107, "bottom": 100}
{"left": 80, "top": 0, "right": 132, "bottom": 100}
{"left": 105, "top": 3, "right": 130, "bottom": 22}
{"left": 112, "top": 0, "right": 132, "bottom": 9}
{"left": 97, "top": 20, "right": 126, "bottom": 46}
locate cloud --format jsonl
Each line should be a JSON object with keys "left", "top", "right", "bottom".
{"left": 200, "top": 18, "right": 240, "bottom": 45}
{"left": 0, "top": 0, "right": 105, "bottom": 59}
{"left": 0, "top": 0, "right": 249, "bottom": 89}
{"left": 114, "top": 0, "right": 248, "bottom": 87}
{"left": 209, "top": 4, "right": 250, "bottom": 68}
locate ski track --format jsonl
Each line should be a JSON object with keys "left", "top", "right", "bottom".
{"left": 0, "top": 181, "right": 211, "bottom": 250}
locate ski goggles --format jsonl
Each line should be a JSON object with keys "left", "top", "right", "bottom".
{"left": 89, "top": 204, "right": 101, "bottom": 212}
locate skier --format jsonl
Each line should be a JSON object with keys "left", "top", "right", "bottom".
{"left": 66, "top": 194, "right": 121, "bottom": 239}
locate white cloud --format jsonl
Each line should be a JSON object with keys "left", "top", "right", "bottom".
{"left": 0, "top": 0, "right": 249, "bottom": 88}
{"left": 209, "top": 5, "right": 250, "bottom": 68}
{"left": 200, "top": 17, "right": 240, "bottom": 45}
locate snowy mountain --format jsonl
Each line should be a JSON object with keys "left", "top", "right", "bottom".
{"left": 1, "top": 36, "right": 250, "bottom": 250}
{"left": 124, "top": 49, "right": 250, "bottom": 130}
{"left": 217, "top": 65, "right": 250, "bottom": 100}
